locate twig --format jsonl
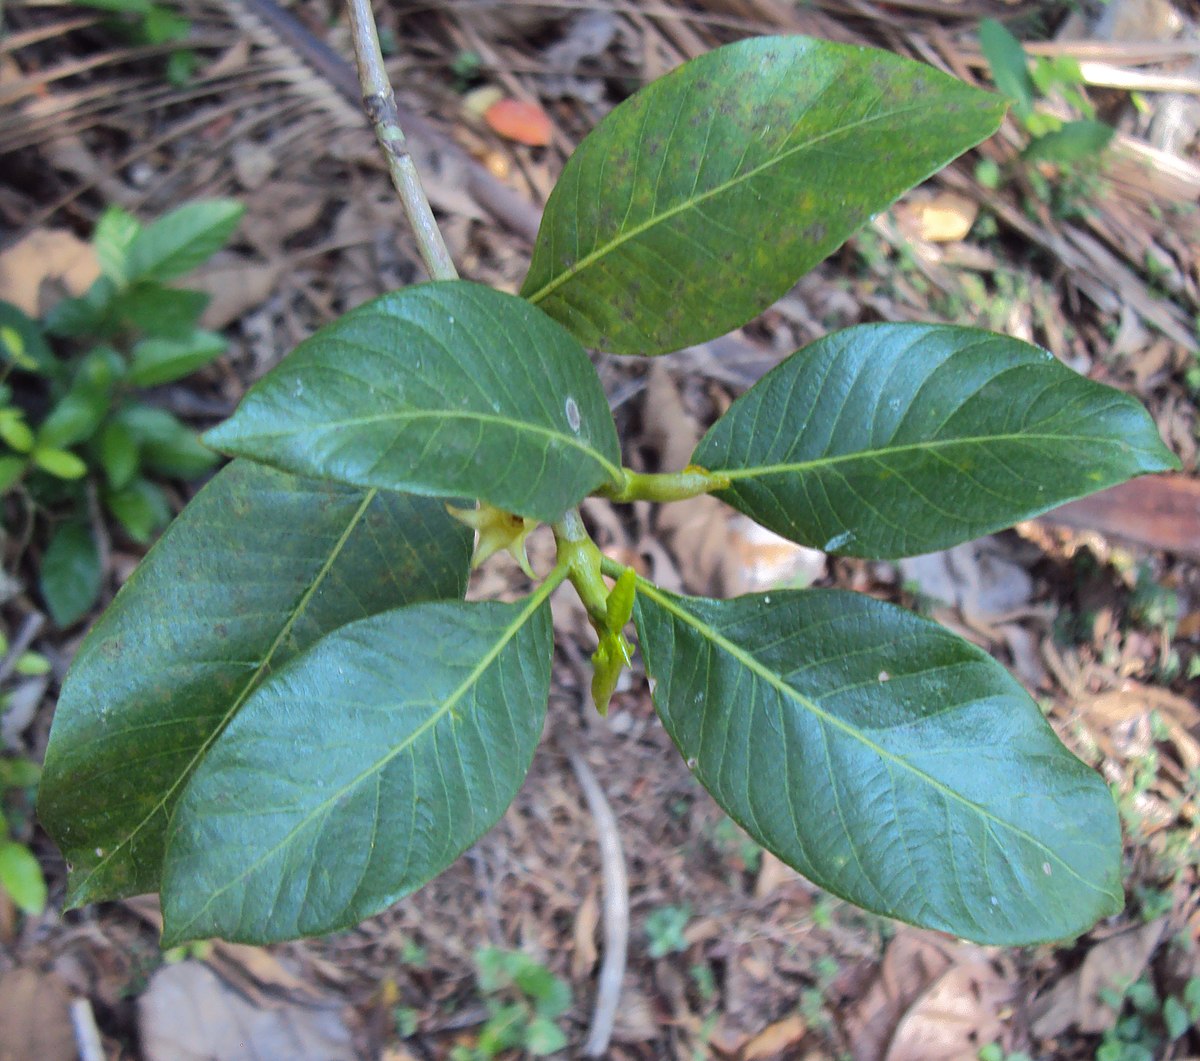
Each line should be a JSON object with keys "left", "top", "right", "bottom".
{"left": 566, "top": 743, "right": 629, "bottom": 1057}
{"left": 69, "top": 998, "right": 105, "bottom": 1061}
{"left": 344, "top": 0, "right": 458, "bottom": 281}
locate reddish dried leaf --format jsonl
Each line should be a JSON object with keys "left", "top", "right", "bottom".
{"left": 485, "top": 98, "right": 553, "bottom": 146}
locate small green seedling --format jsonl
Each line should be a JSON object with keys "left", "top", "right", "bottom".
{"left": 39, "top": 34, "right": 1177, "bottom": 950}
{"left": 645, "top": 904, "right": 692, "bottom": 959}
{"left": 1, "top": 200, "right": 241, "bottom": 626}
{"left": 450, "top": 947, "right": 572, "bottom": 1060}
{"left": 69, "top": 0, "right": 199, "bottom": 84}
{"left": 0, "top": 754, "right": 46, "bottom": 917}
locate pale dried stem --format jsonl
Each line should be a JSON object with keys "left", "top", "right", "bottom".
{"left": 344, "top": 0, "right": 457, "bottom": 281}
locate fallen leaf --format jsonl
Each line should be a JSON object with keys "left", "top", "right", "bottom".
{"left": 188, "top": 254, "right": 282, "bottom": 331}
{"left": 138, "top": 960, "right": 355, "bottom": 1061}
{"left": 743, "top": 1014, "right": 807, "bottom": 1059}
{"left": 885, "top": 959, "right": 1015, "bottom": 1061}
{"left": 0, "top": 229, "right": 99, "bottom": 317}
{"left": 894, "top": 192, "right": 978, "bottom": 243}
{"left": 572, "top": 887, "right": 600, "bottom": 979}
{"left": 484, "top": 98, "right": 553, "bottom": 146}
{"left": 0, "top": 967, "right": 77, "bottom": 1061}
{"left": 1030, "top": 919, "right": 1167, "bottom": 1038}
{"left": 462, "top": 84, "right": 505, "bottom": 119}
{"left": 725, "top": 515, "right": 826, "bottom": 595}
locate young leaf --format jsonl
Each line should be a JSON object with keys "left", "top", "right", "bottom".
{"left": 124, "top": 200, "right": 244, "bottom": 284}
{"left": 0, "top": 841, "right": 47, "bottom": 916}
{"left": 127, "top": 329, "right": 226, "bottom": 387}
{"left": 633, "top": 583, "right": 1123, "bottom": 944}
{"left": 93, "top": 205, "right": 142, "bottom": 285}
{"left": 161, "top": 591, "right": 556, "bottom": 944}
{"left": 41, "top": 521, "right": 102, "bottom": 628}
{"left": 979, "top": 19, "right": 1036, "bottom": 118}
{"left": 37, "top": 460, "right": 471, "bottom": 906}
{"left": 693, "top": 324, "right": 1178, "bottom": 558}
{"left": 205, "top": 281, "right": 622, "bottom": 522}
{"left": 521, "top": 36, "right": 1005, "bottom": 355}
{"left": 31, "top": 447, "right": 87, "bottom": 481}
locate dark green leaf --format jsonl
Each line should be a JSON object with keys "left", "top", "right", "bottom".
{"left": 37, "top": 460, "right": 471, "bottom": 905}
{"left": 38, "top": 381, "right": 110, "bottom": 450}
{"left": 141, "top": 5, "right": 190, "bottom": 44}
{"left": 105, "top": 477, "right": 171, "bottom": 543}
{"left": 71, "top": 0, "right": 153, "bottom": 12}
{"left": 1023, "top": 119, "right": 1114, "bottom": 164}
{"left": 41, "top": 521, "right": 102, "bottom": 628}
{"left": 206, "top": 281, "right": 622, "bottom": 522}
{"left": 111, "top": 284, "right": 210, "bottom": 339}
{"left": 44, "top": 277, "right": 119, "bottom": 339}
{"left": 0, "top": 841, "right": 47, "bottom": 915}
{"left": 115, "top": 404, "right": 217, "bottom": 479}
{"left": 125, "top": 200, "right": 243, "bottom": 284}
{"left": 693, "top": 324, "right": 1178, "bottom": 558}
{"left": 521, "top": 36, "right": 1005, "bottom": 355}
{"left": 128, "top": 329, "right": 226, "bottom": 387}
{"left": 979, "top": 19, "right": 1035, "bottom": 117}
{"left": 93, "top": 205, "right": 142, "bottom": 285}
{"left": 0, "top": 301, "right": 56, "bottom": 375}
{"left": 0, "top": 456, "right": 26, "bottom": 491}
{"left": 161, "top": 590, "right": 555, "bottom": 944}
{"left": 633, "top": 583, "right": 1123, "bottom": 944}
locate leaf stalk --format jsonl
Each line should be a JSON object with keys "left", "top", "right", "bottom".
{"left": 598, "top": 465, "right": 730, "bottom": 504}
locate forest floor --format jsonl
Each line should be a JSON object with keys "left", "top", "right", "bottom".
{"left": 1, "top": 0, "right": 1200, "bottom": 1058}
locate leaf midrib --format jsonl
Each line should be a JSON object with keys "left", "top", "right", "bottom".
{"left": 71, "top": 485, "right": 379, "bottom": 902}
{"left": 525, "top": 98, "right": 974, "bottom": 306}
{"left": 710, "top": 430, "right": 1154, "bottom": 481}
{"left": 167, "top": 568, "right": 565, "bottom": 939}
{"left": 226, "top": 409, "right": 623, "bottom": 484}
{"left": 637, "top": 580, "right": 1115, "bottom": 899}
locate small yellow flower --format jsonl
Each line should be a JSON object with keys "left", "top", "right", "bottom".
{"left": 446, "top": 501, "right": 538, "bottom": 577}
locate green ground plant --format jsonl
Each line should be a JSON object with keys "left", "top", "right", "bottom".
{"left": 69, "top": 0, "right": 199, "bottom": 85}
{"left": 38, "top": 29, "right": 1178, "bottom": 950}
{"left": 0, "top": 200, "right": 240, "bottom": 626}
{"left": 0, "top": 752, "right": 45, "bottom": 917}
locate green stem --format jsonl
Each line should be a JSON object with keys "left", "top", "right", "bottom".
{"left": 552, "top": 508, "right": 610, "bottom": 625}
{"left": 345, "top": 0, "right": 457, "bottom": 282}
{"left": 598, "top": 465, "right": 730, "bottom": 504}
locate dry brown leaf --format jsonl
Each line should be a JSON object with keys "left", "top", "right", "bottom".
{"left": 207, "top": 941, "right": 326, "bottom": 1003}
{"left": 895, "top": 191, "right": 978, "bottom": 243}
{"left": 742, "top": 1014, "right": 807, "bottom": 1059}
{"left": 138, "top": 961, "right": 355, "bottom": 1061}
{"left": 0, "top": 967, "right": 77, "bottom": 1061}
{"left": 843, "top": 930, "right": 960, "bottom": 1061}
{"left": 754, "top": 851, "right": 798, "bottom": 898}
{"left": 484, "top": 99, "right": 553, "bottom": 146}
{"left": 189, "top": 255, "right": 282, "bottom": 331}
{"left": 725, "top": 516, "right": 826, "bottom": 596}
{"left": 884, "top": 959, "right": 1015, "bottom": 1061}
{"left": 571, "top": 887, "right": 600, "bottom": 979}
{"left": 1030, "top": 918, "right": 1167, "bottom": 1038}
{"left": 0, "top": 229, "right": 99, "bottom": 317}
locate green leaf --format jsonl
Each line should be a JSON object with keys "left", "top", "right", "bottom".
{"left": 44, "top": 277, "right": 119, "bottom": 339}
{"left": 115, "top": 404, "right": 216, "bottom": 479}
{"left": 979, "top": 19, "right": 1036, "bottom": 117}
{"left": 41, "top": 521, "right": 102, "bottom": 627}
{"left": 128, "top": 329, "right": 226, "bottom": 387}
{"left": 0, "top": 841, "right": 47, "bottom": 916}
{"left": 125, "top": 200, "right": 243, "bottom": 284}
{"left": 633, "top": 582, "right": 1123, "bottom": 944}
{"left": 93, "top": 205, "right": 142, "bottom": 285}
{"left": 0, "top": 301, "right": 56, "bottom": 375}
{"left": 0, "top": 456, "right": 27, "bottom": 491}
{"left": 111, "top": 284, "right": 210, "bottom": 339}
{"left": 160, "top": 589, "right": 556, "bottom": 944}
{"left": 38, "top": 460, "right": 471, "bottom": 905}
{"left": 525, "top": 1017, "right": 568, "bottom": 1056}
{"left": 0, "top": 411, "right": 35, "bottom": 454}
{"left": 1163, "top": 995, "right": 1190, "bottom": 1040}
{"left": 105, "top": 477, "right": 172, "bottom": 543}
{"left": 98, "top": 420, "right": 139, "bottom": 489}
{"left": 206, "top": 281, "right": 622, "bottom": 523}
{"left": 1023, "top": 119, "right": 1114, "bottom": 164}
{"left": 31, "top": 447, "right": 88, "bottom": 480}
{"left": 693, "top": 324, "right": 1178, "bottom": 559}
{"left": 521, "top": 36, "right": 1005, "bottom": 355}
{"left": 71, "top": 0, "right": 153, "bottom": 13}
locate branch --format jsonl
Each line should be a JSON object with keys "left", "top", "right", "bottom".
{"left": 344, "top": 0, "right": 457, "bottom": 281}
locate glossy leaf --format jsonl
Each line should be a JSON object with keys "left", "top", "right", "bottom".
{"left": 694, "top": 324, "right": 1178, "bottom": 558}
{"left": 521, "top": 36, "right": 1005, "bottom": 355}
{"left": 633, "top": 583, "right": 1123, "bottom": 944}
{"left": 125, "top": 200, "right": 244, "bottom": 284}
{"left": 206, "top": 281, "right": 622, "bottom": 522}
{"left": 37, "top": 460, "right": 471, "bottom": 905}
{"left": 161, "top": 592, "right": 555, "bottom": 944}
{"left": 40, "top": 521, "right": 101, "bottom": 627}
